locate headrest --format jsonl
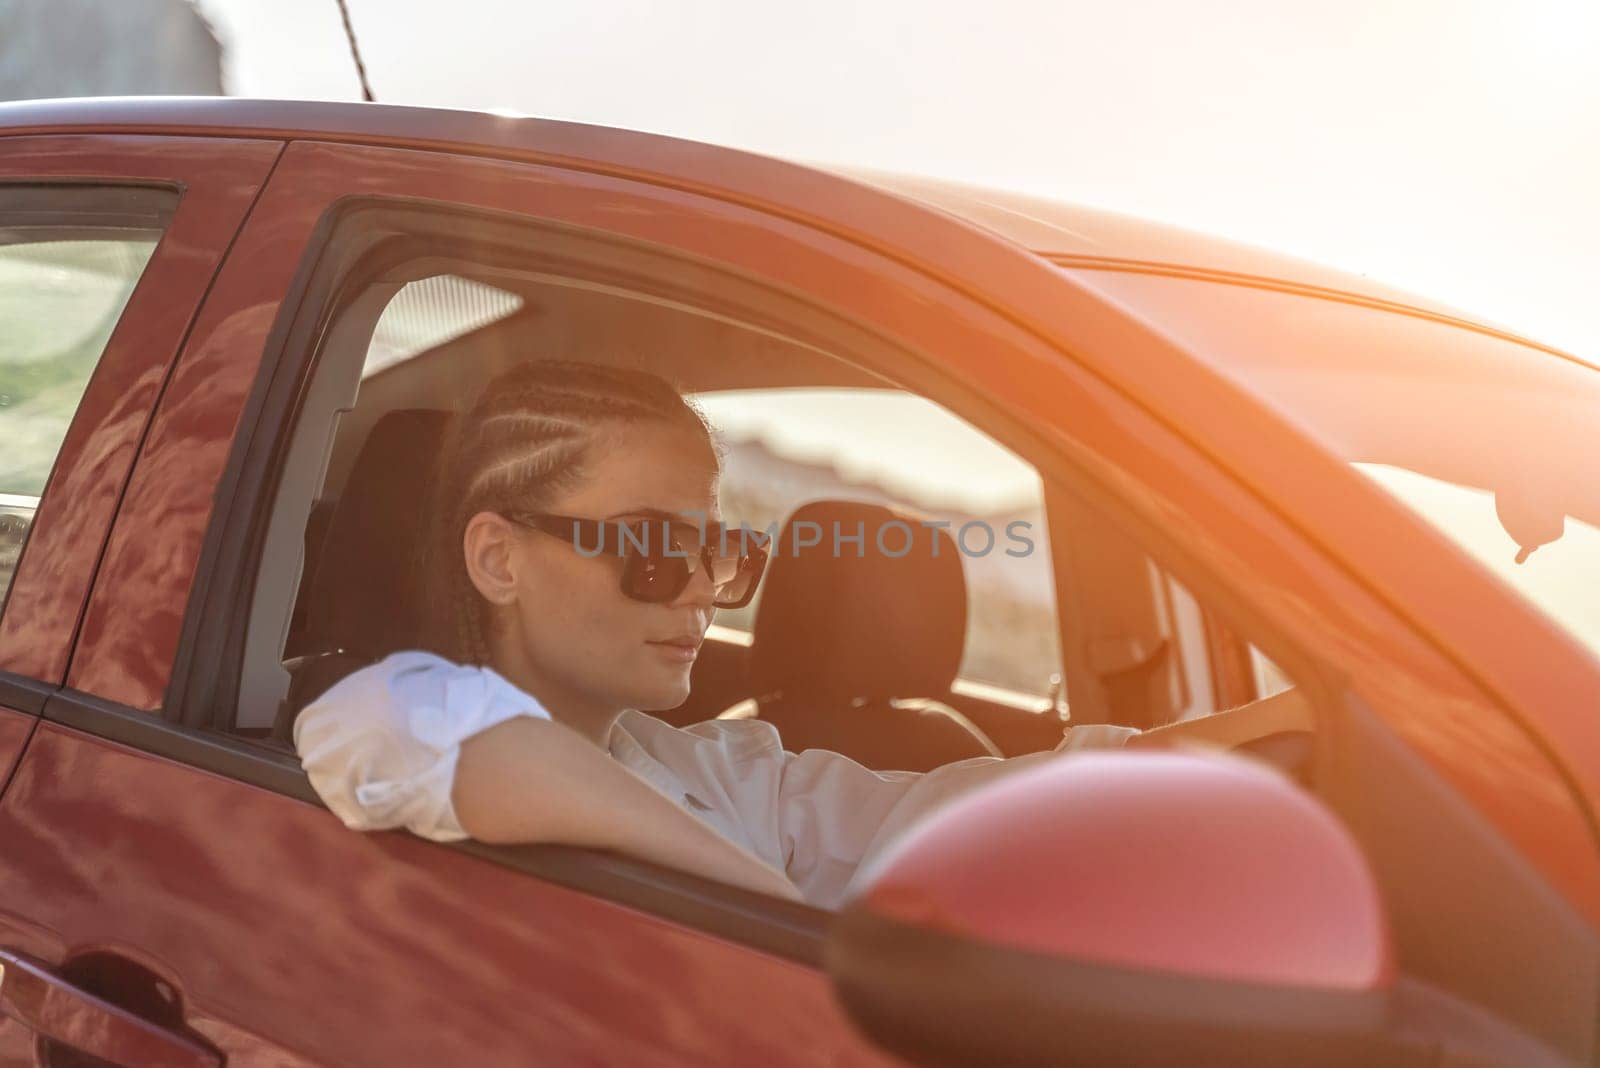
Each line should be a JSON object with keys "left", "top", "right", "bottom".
{"left": 296, "top": 408, "right": 455, "bottom": 659}
{"left": 748, "top": 499, "right": 966, "bottom": 704}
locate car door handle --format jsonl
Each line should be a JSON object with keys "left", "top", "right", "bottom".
{"left": 0, "top": 951, "right": 221, "bottom": 1068}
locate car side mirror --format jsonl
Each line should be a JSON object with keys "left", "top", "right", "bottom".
{"left": 826, "top": 751, "right": 1409, "bottom": 1067}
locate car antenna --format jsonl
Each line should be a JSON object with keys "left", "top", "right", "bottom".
{"left": 333, "top": 0, "right": 377, "bottom": 102}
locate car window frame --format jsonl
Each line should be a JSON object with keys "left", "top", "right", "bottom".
{"left": 136, "top": 194, "right": 1328, "bottom": 948}
{"left": 166, "top": 198, "right": 1126, "bottom": 734}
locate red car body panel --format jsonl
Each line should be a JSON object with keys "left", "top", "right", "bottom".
{"left": 0, "top": 708, "right": 31, "bottom": 799}
{"left": 0, "top": 722, "right": 890, "bottom": 1066}
{"left": 842, "top": 168, "right": 1583, "bottom": 361}
{"left": 0, "top": 99, "right": 1595, "bottom": 1063}
{"left": 0, "top": 134, "right": 282, "bottom": 685}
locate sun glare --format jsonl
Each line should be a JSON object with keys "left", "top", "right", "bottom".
{"left": 1522, "top": 0, "right": 1600, "bottom": 63}
{"left": 1473, "top": 0, "right": 1600, "bottom": 118}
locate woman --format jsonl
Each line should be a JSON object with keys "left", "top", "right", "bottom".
{"left": 296, "top": 360, "right": 1305, "bottom": 908}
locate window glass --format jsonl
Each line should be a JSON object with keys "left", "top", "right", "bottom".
{"left": 1356, "top": 463, "right": 1600, "bottom": 657}
{"left": 236, "top": 256, "right": 1073, "bottom": 733}
{"left": 1060, "top": 270, "right": 1600, "bottom": 663}
{"left": 696, "top": 388, "right": 1064, "bottom": 697}
{"left": 0, "top": 201, "right": 168, "bottom": 606}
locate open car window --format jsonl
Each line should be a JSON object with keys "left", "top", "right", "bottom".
{"left": 226, "top": 249, "right": 1272, "bottom": 758}
{"left": 232, "top": 261, "right": 1083, "bottom": 755}
{"left": 202, "top": 206, "right": 1315, "bottom": 775}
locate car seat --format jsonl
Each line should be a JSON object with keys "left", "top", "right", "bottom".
{"left": 737, "top": 499, "right": 1000, "bottom": 771}
{"left": 274, "top": 407, "right": 455, "bottom": 742}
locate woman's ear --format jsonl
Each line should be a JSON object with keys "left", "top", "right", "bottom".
{"left": 462, "top": 511, "right": 523, "bottom": 607}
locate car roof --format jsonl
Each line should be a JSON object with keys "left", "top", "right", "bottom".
{"left": 834, "top": 170, "right": 1484, "bottom": 320}
{"left": 0, "top": 95, "right": 1566, "bottom": 360}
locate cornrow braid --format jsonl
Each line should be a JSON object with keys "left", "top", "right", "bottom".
{"left": 424, "top": 360, "right": 718, "bottom": 664}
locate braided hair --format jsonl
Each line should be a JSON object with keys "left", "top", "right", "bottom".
{"left": 425, "top": 360, "right": 718, "bottom": 665}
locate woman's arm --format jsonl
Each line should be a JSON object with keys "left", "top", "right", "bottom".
{"left": 296, "top": 652, "right": 800, "bottom": 901}
{"left": 454, "top": 716, "right": 802, "bottom": 902}
{"left": 764, "top": 688, "right": 1313, "bottom": 906}
{"left": 1124, "top": 686, "right": 1314, "bottom": 751}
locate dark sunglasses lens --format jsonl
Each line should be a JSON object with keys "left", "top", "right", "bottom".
{"left": 710, "top": 575, "right": 752, "bottom": 607}
{"left": 621, "top": 547, "right": 690, "bottom": 603}
{"left": 615, "top": 521, "right": 768, "bottom": 606}
{"left": 711, "top": 546, "right": 767, "bottom": 608}
{"left": 621, "top": 522, "right": 680, "bottom": 602}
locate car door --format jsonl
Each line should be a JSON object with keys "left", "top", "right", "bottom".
{"left": 0, "top": 133, "right": 281, "bottom": 1064}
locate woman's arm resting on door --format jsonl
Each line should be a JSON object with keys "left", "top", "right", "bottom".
{"left": 296, "top": 653, "right": 800, "bottom": 901}
{"left": 455, "top": 717, "right": 803, "bottom": 902}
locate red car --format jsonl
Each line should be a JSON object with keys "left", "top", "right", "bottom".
{"left": 0, "top": 97, "right": 1595, "bottom": 1066}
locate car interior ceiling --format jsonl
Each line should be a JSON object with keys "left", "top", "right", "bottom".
{"left": 325, "top": 277, "right": 890, "bottom": 493}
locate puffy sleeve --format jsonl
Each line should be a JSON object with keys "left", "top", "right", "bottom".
{"left": 294, "top": 651, "right": 552, "bottom": 842}
{"left": 766, "top": 722, "right": 1141, "bottom": 909}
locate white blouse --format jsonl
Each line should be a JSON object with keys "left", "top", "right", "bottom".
{"left": 295, "top": 650, "right": 1139, "bottom": 909}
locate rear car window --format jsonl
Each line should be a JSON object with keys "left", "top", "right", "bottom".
{"left": 0, "top": 186, "right": 172, "bottom": 609}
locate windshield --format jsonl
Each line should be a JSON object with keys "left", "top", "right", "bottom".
{"left": 1062, "top": 269, "right": 1600, "bottom": 660}
{"left": 1355, "top": 464, "right": 1600, "bottom": 654}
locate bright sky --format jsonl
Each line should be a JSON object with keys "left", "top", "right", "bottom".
{"left": 195, "top": 0, "right": 1600, "bottom": 361}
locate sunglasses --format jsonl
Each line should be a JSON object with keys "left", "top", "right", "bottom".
{"left": 505, "top": 511, "right": 769, "bottom": 608}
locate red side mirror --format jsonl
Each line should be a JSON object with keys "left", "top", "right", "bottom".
{"left": 827, "top": 751, "right": 1405, "bottom": 1067}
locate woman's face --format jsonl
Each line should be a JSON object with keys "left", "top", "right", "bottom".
{"left": 470, "top": 419, "right": 723, "bottom": 717}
